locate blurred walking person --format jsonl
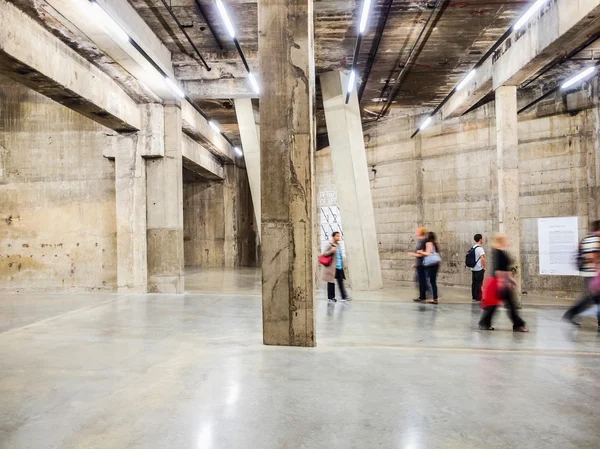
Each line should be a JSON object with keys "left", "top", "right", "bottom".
{"left": 321, "top": 232, "right": 349, "bottom": 303}
{"left": 419, "top": 232, "right": 442, "bottom": 304}
{"left": 409, "top": 226, "right": 428, "bottom": 302}
{"left": 562, "top": 220, "right": 600, "bottom": 328}
{"left": 479, "top": 233, "right": 528, "bottom": 332}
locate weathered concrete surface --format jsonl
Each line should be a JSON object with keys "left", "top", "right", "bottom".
{"left": 182, "top": 79, "right": 258, "bottom": 100}
{"left": 181, "top": 101, "right": 234, "bottom": 162}
{"left": 496, "top": 86, "right": 522, "bottom": 301}
{"left": 0, "top": 77, "right": 117, "bottom": 292}
{"left": 443, "top": 0, "right": 600, "bottom": 119}
{"left": 183, "top": 166, "right": 257, "bottom": 268}
{"left": 146, "top": 104, "right": 184, "bottom": 294}
{"left": 259, "top": 0, "right": 316, "bottom": 346}
{"left": 234, "top": 98, "right": 261, "bottom": 241}
{"left": 320, "top": 71, "right": 383, "bottom": 291}
{"left": 182, "top": 134, "right": 224, "bottom": 180}
{"left": 0, "top": 0, "right": 140, "bottom": 132}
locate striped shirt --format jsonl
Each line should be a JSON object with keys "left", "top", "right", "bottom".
{"left": 580, "top": 234, "right": 600, "bottom": 277}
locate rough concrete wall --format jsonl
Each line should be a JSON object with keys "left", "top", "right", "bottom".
{"left": 316, "top": 100, "right": 597, "bottom": 295}
{"left": 0, "top": 77, "right": 117, "bottom": 292}
{"left": 183, "top": 165, "right": 257, "bottom": 267}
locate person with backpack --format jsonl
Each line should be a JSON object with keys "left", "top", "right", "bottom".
{"left": 562, "top": 220, "right": 600, "bottom": 328}
{"left": 418, "top": 232, "right": 441, "bottom": 304}
{"left": 467, "top": 234, "right": 486, "bottom": 302}
{"left": 320, "top": 232, "right": 349, "bottom": 303}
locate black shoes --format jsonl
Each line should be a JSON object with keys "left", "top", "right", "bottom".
{"left": 328, "top": 298, "right": 337, "bottom": 303}
{"left": 562, "top": 316, "right": 581, "bottom": 326}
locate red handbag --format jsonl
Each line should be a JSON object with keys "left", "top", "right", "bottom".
{"left": 319, "top": 254, "right": 333, "bottom": 266}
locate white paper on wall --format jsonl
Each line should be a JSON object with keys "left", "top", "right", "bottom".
{"left": 538, "top": 216, "right": 579, "bottom": 276}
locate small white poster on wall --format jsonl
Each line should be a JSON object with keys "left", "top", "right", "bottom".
{"left": 538, "top": 216, "right": 579, "bottom": 276}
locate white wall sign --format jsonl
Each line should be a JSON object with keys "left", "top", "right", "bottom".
{"left": 538, "top": 217, "right": 579, "bottom": 276}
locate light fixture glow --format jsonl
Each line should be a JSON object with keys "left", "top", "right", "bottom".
{"left": 420, "top": 116, "right": 433, "bottom": 131}
{"left": 561, "top": 66, "right": 596, "bottom": 90}
{"left": 234, "top": 147, "right": 243, "bottom": 157}
{"left": 359, "top": 0, "right": 372, "bottom": 34}
{"left": 248, "top": 72, "right": 260, "bottom": 94}
{"left": 216, "top": 0, "right": 236, "bottom": 39}
{"left": 91, "top": 1, "right": 130, "bottom": 43}
{"left": 164, "top": 77, "right": 185, "bottom": 99}
{"left": 513, "top": 0, "right": 548, "bottom": 31}
{"left": 209, "top": 121, "right": 220, "bottom": 133}
{"left": 347, "top": 70, "right": 356, "bottom": 94}
{"left": 456, "top": 69, "right": 476, "bottom": 91}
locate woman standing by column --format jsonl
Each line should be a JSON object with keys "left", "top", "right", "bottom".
{"left": 419, "top": 232, "right": 441, "bottom": 304}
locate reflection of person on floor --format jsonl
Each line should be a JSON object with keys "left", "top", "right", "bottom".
{"left": 562, "top": 220, "right": 600, "bottom": 329}
{"left": 418, "top": 232, "right": 441, "bottom": 304}
{"left": 479, "top": 233, "right": 528, "bottom": 332}
{"left": 322, "top": 232, "right": 349, "bottom": 303}
{"left": 408, "top": 226, "right": 428, "bottom": 301}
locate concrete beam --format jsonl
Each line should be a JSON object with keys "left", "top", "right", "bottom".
{"left": 182, "top": 79, "right": 258, "bottom": 99}
{"left": 173, "top": 53, "right": 255, "bottom": 81}
{"left": 0, "top": 0, "right": 140, "bottom": 132}
{"left": 181, "top": 101, "right": 235, "bottom": 162}
{"left": 182, "top": 134, "right": 225, "bottom": 180}
{"left": 443, "top": 0, "right": 600, "bottom": 119}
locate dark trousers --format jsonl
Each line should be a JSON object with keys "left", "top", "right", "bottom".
{"left": 416, "top": 265, "right": 427, "bottom": 299}
{"left": 426, "top": 264, "right": 439, "bottom": 299}
{"left": 563, "top": 279, "right": 600, "bottom": 324}
{"left": 472, "top": 270, "right": 485, "bottom": 300}
{"left": 327, "top": 269, "right": 348, "bottom": 300}
{"left": 479, "top": 287, "right": 526, "bottom": 330}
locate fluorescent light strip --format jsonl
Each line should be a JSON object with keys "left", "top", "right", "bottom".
{"left": 456, "top": 69, "right": 476, "bottom": 91}
{"left": 91, "top": 2, "right": 130, "bottom": 43}
{"left": 419, "top": 116, "right": 432, "bottom": 131}
{"left": 209, "top": 121, "right": 221, "bottom": 133}
{"left": 234, "top": 147, "right": 243, "bottom": 157}
{"left": 359, "top": 0, "right": 372, "bottom": 34}
{"left": 561, "top": 66, "right": 596, "bottom": 90}
{"left": 248, "top": 72, "right": 260, "bottom": 94}
{"left": 216, "top": 0, "right": 236, "bottom": 39}
{"left": 164, "top": 77, "right": 185, "bottom": 98}
{"left": 513, "top": 0, "right": 548, "bottom": 31}
{"left": 347, "top": 70, "right": 356, "bottom": 94}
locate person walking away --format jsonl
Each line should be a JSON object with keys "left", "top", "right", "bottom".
{"left": 419, "top": 232, "right": 441, "bottom": 304}
{"left": 409, "top": 226, "right": 428, "bottom": 302}
{"left": 562, "top": 220, "right": 600, "bottom": 328}
{"left": 321, "top": 232, "right": 349, "bottom": 302}
{"left": 469, "top": 234, "right": 486, "bottom": 302}
{"left": 479, "top": 233, "right": 528, "bottom": 332}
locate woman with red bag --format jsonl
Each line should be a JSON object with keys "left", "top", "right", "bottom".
{"left": 479, "top": 233, "right": 528, "bottom": 332}
{"left": 320, "top": 232, "right": 349, "bottom": 302}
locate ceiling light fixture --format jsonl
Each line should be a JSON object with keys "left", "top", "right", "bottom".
{"left": 347, "top": 70, "right": 356, "bottom": 94}
{"left": 248, "top": 72, "right": 260, "bottom": 94}
{"left": 91, "top": 1, "right": 130, "bottom": 43}
{"left": 359, "top": 0, "right": 372, "bottom": 34}
{"left": 456, "top": 69, "right": 476, "bottom": 91}
{"left": 561, "top": 66, "right": 597, "bottom": 90}
{"left": 216, "top": 0, "right": 236, "bottom": 39}
{"left": 209, "top": 121, "right": 221, "bottom": 133}
{"left": 164, "top": 77, "right": 185, "bottom": 99}
{"left": 513, "top": 0, "right": 548, "bottom": 31}
{"left": 234, "top": 147, "right": 243, "bottom": 157}
{"left": 419, "top": 116, "right": 433, "bottom": 131}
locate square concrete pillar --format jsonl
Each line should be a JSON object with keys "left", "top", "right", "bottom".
{"left": 495, "top": 86, "right": 521, "bottom": 301}
{"left": 320, "top": 71, "right": 383, "bottom": 291}
{"left": 146, "top": 103, "right": 184, "bottom": 293}
{"left": 259, "top": 0, "right": 316, "bottom": 346}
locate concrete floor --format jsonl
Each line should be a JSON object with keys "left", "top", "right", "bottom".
{"left": 1, "top": 271, "right": 600, "bottom": 449}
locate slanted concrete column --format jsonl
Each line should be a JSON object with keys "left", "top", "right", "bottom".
{"left": 234, "top": 98, "right": 261, "bottom": 241}
{"left": 495, "top": 86, "right": 521, "bottom": 301}
{"left": 146, "top": 103, "right": 184, "bottom": 293}
{"left": 320, "top": 71, "right": 383, "bottom": 291}
{"left": 259, "top": 0, "right": 316, "bottom": 346}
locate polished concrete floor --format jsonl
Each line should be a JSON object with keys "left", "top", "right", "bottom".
{"left": 1, "top": 271, "right": 600, "bottom": 448}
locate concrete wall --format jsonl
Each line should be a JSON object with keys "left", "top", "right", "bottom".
{"left": 0, "top": 77, "right": 117, "bottom": 292}
{"left": 316, "top": 95, "right": 597, "bottom": 296}
{"left": 183, "top": 165, "right": 258, "bottom": 268}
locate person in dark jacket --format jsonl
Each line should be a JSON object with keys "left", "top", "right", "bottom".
{"left": 321, "top": 232, "right": 349, "bottom": 302}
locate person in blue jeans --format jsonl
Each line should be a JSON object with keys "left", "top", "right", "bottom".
{"left": 321, "top": 232, "right": 350, "bottom": 302}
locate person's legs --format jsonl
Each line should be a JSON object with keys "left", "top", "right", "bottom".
{"left": 417, "top": 265, "right": 427, "bottom": 300}
{"left": 562, "top": 294, "right": 595, "bottom": 323}
{"left": 336, "top": 269, "right": 349, "bottom": 300}
{"left": 503, "top": 288, "right": 526, "bottom": 329}
{"left": 327, "top": 282, "right": 336, "bottom": 300}
{"left": 427, "top": 265, "right": 438, "bottom": 300}
{"left": 479, "top": 306, "right": 497, "bottom": 329}
{"left": 472, "top": 270, "right": 484, "bottom": 301}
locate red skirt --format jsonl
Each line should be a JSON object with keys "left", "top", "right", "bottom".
{"left": 482, "top": 277, "right": 503, "bottom": 309}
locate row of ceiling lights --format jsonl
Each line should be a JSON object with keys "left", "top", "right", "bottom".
{"left": 346, "top": 0, "right": 373, "bottom": 100}
{"left": 90, "top": 0, "right": 250, "bottom": 157}
{"left": 417, "top": 0, "right": 598, "bottom": 133}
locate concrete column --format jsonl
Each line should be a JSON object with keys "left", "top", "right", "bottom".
{"left": 320, "top": 71, "right": 383, "bottom": 291}
{"left": 259, "top": 0, "right": 316, "bottom": 346}
{"left": 146, "top": 103, "right": 184, "bottom": 293}
{"left": 495, "top": 86, "right": 521, "bottom": 301}
{"left": 234, "top": 98, "right": 261, "bottom": 241}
